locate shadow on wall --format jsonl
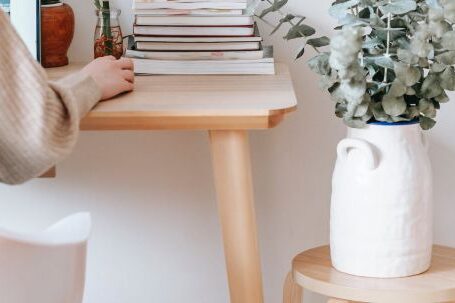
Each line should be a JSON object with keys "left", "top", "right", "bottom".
{"left": 432, "top": 138, "right": 455, "bottom": 247}
{"left": 0, "top": 131, "right": 230, "bottom": 303}
{"left": 250, "top": 38, "right": 345, "bottom": 303}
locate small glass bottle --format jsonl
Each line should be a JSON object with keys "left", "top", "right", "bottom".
{"left": 94, "top": 8, "right": 123, "bottom": 59}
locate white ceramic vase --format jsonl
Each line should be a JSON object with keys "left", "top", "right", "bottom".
{"left": 330, "top": 122, "right": 433, "bottom": 278}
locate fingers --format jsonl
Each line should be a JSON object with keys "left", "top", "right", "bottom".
{"left": 116, "top": 58, "right": 134, "bottom": 71}
{"left": 97, "top": 55, "right": 116, "bottom": 62}
{"left": 120, "top": 80, "right": 134, "bottom": 92}
{"left": 122, "top": 69, "right": 135, "bottom": 83}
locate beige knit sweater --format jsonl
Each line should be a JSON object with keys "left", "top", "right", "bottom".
{"left": 0, "top": 11, "right": 102, "bottom": 185}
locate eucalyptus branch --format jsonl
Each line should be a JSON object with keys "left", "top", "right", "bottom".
{"left": 258, "top": 0, "right": 454, "bottom": 129}
{"left": 264, "top": 0, "right": 310, "bottom": 45}
{"left": 384, "top": 9, "right": 392, "bottom": 83}
{"left": 257, "top": 0, "right": 328, "bottom": 55}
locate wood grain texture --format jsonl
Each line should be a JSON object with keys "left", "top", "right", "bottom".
{"left": 292, "top": 245, "right": 455, "bottom": 303}
{"left": 283, "top": 271, "right": 303, "bottom": 303}
{"left": 209, "top": 130, "right": 263, "bottom": 303}
{"left": 46, "top": 63, "right": 297, "bottom": 130}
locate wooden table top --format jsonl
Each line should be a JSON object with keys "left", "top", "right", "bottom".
{"left": 293, "top": 245, "right": 455, "bottom": 303}
{"left": 47, "top": 63, "right": 297, "bottom": 131}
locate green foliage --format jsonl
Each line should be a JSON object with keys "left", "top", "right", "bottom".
{"left": 257, "top": 0, "right": 455, "bottom": 130}
{"left": 94, "top": 0, "right": 110, "bottom": 11}
{"left": 94, "top": 0, "right": 113, "bottom": 55}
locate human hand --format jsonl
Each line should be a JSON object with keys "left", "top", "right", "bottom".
{"left": 82, "top": 56, "right": 134, "bottom": 101}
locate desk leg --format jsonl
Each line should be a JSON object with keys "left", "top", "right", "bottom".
{"left": 209, "top": 130, "right": 264, "bottom": 303}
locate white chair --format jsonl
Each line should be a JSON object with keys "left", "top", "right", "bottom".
{"left": 0, "top": 213, "right": 91, "bottom": 303}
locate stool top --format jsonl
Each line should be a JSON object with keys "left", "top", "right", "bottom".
{"left": 293, "top": 245, "right": 455, "bottom": 303}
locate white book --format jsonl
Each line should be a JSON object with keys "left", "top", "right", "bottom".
{"left": 134, "top": 25, "right": 254, "bottom": 36}
{"left": 135, "top": 41, "right": 260, "bottom": 51}
{"left": 128, "top": 45, "right": 274, "bottom": 74}
{"left": 133, "top": 9, "right": 243, "bottom": 15}
{"left": 134, "top": 35, "right": 262, "bottom": 43}
{"left": 135, "top": 15, "right": 254, "bottom": 26}
{"left": 126, "top": 49, "right": 265, "bottom": 60}
{"left": 133, "top": 2, "right": 247, "bottom": 10}
{"left": 132, "top": 58, "right": 275, "bottom": 75}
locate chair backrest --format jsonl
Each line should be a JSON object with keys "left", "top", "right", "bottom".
{"left": 0, "top": 213, "right": 91, "bottom": 303}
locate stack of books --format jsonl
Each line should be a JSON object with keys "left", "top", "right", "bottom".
{"left": 126, "top": 0, "right": 275, "bottom": 75}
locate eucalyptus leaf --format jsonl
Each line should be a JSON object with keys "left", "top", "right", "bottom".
{"left": 94, "top": 0, "right": 102, "bottom": 9}
{"left": 270, "top": 14, "right": 295, "bottom": 35}
{"left": 259, "top": 0, "right": 288, "bottom": 18}
{"left": 421, "top": 74, "right": 444, "bottom": 98}
{"left": 284, "top": 24, "right": 316, "bottom": 40}
{"left": 335, "top": 102, "right": 347, "bottom": 118}
{"left": 308, "top": 52, "right": 331, "bottom": 75}
{"left": 397, "top": 48, "right": 419, "bottom": 65}
{"left": 440, "top": 67, "right": 455, "bottom": 90}
{"left": 344, "top": 116, "right": 368, "bottom": 128}
{"left": 372, "top": 102, "right": 391, "bottom": 122}
{"left": 329, "top": 0, "right": 361, "bottom": 18}
{"left": 380, "top": 0, "right": 417, "bottom": 15}
{"left": 418, "top": 58, "right": 430, "bottom": 68}
{"left": 436, "top": 51, "right": 455, "bottom": 65}
{"left": 419, "top": 99, "right": 437, "bottom": 118}
{"left": 431, "top": 62, "right": 446, "bottom": 73}
{"left": 426, "top": 0, "right": 442, "bottom": 9}
{"left": 307, "top": 36, "right": 331, "bottom": 48}
{"left": 320, "top": 75, "right": 339, "bottom": 90}
{"left": 394, "top": 62, "right": 421, "bottom": 86}
{"left": 406, "top": 87, "right": 416, "bottom": 95}
{"left": 389, "top": 80, "right": 407, "bottom": 97}
{"left": 363, "top": 37, "right": 384, "bottom": 49}
{"left": 434, "top": 91, "right": 450, "bottom": 103}
{"left": 366, "top": 64, "right": 378, "bottom": 78}
{"left": 353, "top": 100, "right": 370, "bottom": 117}
{"left": 374, "top": 55, "right": 395, "bottom": 69}
{"left": 391, "top": 115, "right": 412, "bottom": 122}
{"left": 406, "top": 106, "right": 420, "bottom": 119}
{"left": 420, "top": 116, "right": 437, "bottom": 130}
{"left": 382, "top": 95, "right": 407, "bottom": 116}
{"left": 296, "top": 47, "right": 305, "bottom": 59}
{"left": 441, "top": 31, "right": 455, "bottom": 50}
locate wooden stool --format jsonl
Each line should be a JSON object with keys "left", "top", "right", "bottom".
{"left": 283, "top": 245, "right": 455, "bottom": 303}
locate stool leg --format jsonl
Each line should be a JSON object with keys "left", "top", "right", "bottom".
{"left": 283, "top": 271, "right": 303, "bottom": 303}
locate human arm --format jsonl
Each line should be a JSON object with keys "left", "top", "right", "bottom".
{"left": 0, "top": 11, "right": 133, "bottom": 185}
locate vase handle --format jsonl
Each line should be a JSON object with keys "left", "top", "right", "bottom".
{"left": 337, "top": 138, "right": 378, "bottom": 170}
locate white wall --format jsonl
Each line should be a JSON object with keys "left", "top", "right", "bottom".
{"left": 1, "top": 1, "right": 454, "bottom": 302}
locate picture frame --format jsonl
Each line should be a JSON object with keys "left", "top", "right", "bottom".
{"left": 0, "top": 0, "right": 10, "bottom": 13}
{"left": 8, "top": 0, "right": 41, "bottom": 61}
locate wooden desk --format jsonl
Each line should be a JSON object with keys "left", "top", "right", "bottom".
{"left": 47, "top": 64, "right": 297, "bottom": 303}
